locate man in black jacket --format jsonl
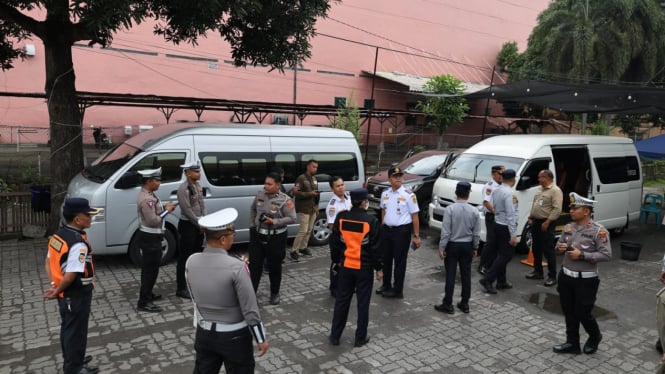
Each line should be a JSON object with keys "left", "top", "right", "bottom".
{"left": 328, "top": 188, "right": 383, "bottom": 347}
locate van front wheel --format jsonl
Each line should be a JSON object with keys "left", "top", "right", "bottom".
{"left": 129, "top": 229, "right": 177, "bottom": 267}
{"left": 308, "top": 210, "right": 331, "bottom": 247}
{"left": 515, "top": 225, "right": 532, "bottom": 255}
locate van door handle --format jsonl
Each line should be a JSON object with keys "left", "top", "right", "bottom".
{"left": 596, "top": 185, "right": 600, "bottom": 193}
{"left": 170, "top": 190, "right": 178, "bottom": 195}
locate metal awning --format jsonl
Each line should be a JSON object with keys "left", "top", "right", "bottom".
{"left": 361, "top": 70, "right": 489, "bottom": 95}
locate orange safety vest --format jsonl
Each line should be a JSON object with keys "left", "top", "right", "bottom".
{"left": 47, "top": 226, "right": 95, "bottom": 298}
{"left": 338, "top": 219, "right": 370, "bottom": 270}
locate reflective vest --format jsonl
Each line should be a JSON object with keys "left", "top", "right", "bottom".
{"left": 47, "top": 226, "right": 94, "bottom": 297}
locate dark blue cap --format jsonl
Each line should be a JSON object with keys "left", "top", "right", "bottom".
{"left": 501, "top": 169, "right": 516, "bottom": 179}
{"left": 63, "top": 198, "right": 100, "bottom": 215}
{"left": 387, "top": 165, "right": 404, "bottom": 177}
{"left": 350, "top": 188, "right": 369, "bottom": 201}
{"left": 455, "top": 181, "right": 471, "bottom": 196}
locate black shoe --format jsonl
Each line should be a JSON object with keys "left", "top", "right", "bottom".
{"left": 137, "top": 302, "right": 162, "bottom": 313}
{"left": 583, "top": 334, "right": 602, "bottom": 354}
{"left": 375, "top": 285, "right": 390, "bottom": 295}
{"left": 477, "top": 266, "right": 487, "bottom": 275}
{"left": 657, "top": 339, "right": 663, "bottom": 354}
{"left": 354, "top": 336, "right": 370, "bottom": 347}
{"left": 382, "top": 289, "right": 403, "bottom": 299}
{"left": 434, "top": 304, "right": 454, "bottom": 314}
{"left": 83, "top": 355, "right": 92, "bottom": 365}
{"left": 553, "top": 342, "right": 581, "bottom": 354}
{"left": 456, "top": 302, "right": 470, "bottom": 314}
{"left": 525, "top": 271, "right": 544, "bottom": 280}
{"left": 329, "top": 335, "right": 340, "bottom": 346}
{"left": 79, "top": 367, "right": 99, "bottom": 374}
{"left": 175, "top": 289, "right": 191, "bottom": 299}
{"left": 496, "top": 281, "right": 513, "bottom": 290}
{"left": 289, "top": 251, "right": 300, "bottom": 262}
{"left": 299, "top": 248, "right": 313, "bottom": 257}
{"left": 479, "top": 279, "right": 497, "bottom": 294}
{"left": 544, "top": 278, "right": 557, "bottom": 287}
{"left": 270, "top": 293, "right": 280, "bottom": 305}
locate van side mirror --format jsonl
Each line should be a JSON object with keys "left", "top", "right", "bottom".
{"left": 316, "top": 173, "right": 331, "bottom": 183}
{"left": 515, "top": 175, "right": 530, "bottom": 191}
{"left": 115, "top": 171, "right": 141, "bottom": 189}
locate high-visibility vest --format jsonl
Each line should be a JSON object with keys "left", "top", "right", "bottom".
{"left": 47, "top": 226, "right": 95, "bottom": 297}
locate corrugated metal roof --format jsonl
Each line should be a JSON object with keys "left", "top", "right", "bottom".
{"left": 363, "top": 70, "right": 489, "bottom": 94}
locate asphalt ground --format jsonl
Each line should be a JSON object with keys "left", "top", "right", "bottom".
{"left": 1, "top": 219, "right": 664, "bottom": 373}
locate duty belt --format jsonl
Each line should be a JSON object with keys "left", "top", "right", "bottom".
{"left": 199, "top": 320, "right": 248, "bottom": 332}
{"left": 257, "top": 227, "right": 287, "bottom": 235}
{"left": 562, "top": 267, "right": 597, "bottom": 279}
{"left": 140, "top": 225, "right": 164, "bottom": 234}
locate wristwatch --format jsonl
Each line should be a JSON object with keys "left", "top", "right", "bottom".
{"left": 413, "top": 234, "right": 420, "bottom": 238}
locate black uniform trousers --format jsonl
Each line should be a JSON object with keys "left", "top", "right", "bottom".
{"left": 531, "top": 218, "right": 557, "bottom": 278}
{"left": 330, "top": 267, "right": 374, "bottom": 342}
{"left": 442, "top": 242, "right": 473, "bottom": 306}
{"left": 176, "top": 219, "right": 204, "bottom": 291}
{"left": 329, "top": 262, "right": 339, "bottom": 297}
{"left": 479, "top": 213, "right": 496, "bottom": 269}
{"left": 483, "top": 224, "right": 514, "bottom": 285}
{"left": 557, "top": 272, "right": 601, "bottom": 344}
{"left": 57, "top": 288, "right": 92, "bottom": 374}
{"left": 381, "top": 223, "right": 411, "bottom": 293}
{"left": 193, "top": 325, "right": 254, "bottom": 374}
{"left": 248, "top": 229, "right": 287, "bottom": 295}
{"left": 138, "top": 231, "right": 163, "bottom": 305}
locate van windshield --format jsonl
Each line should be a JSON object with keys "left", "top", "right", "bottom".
{"left": 398, "top": 154, "right": 448, "bottom": 176}
{"left": 82, "top": 143, "right": 142, "bottom": 183}
{"left": 443, "top": 154, "right": 523, "bottom": 183}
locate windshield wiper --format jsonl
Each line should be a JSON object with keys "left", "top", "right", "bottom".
{"left": 472, "top": 160, "right": 483, "bottom": 183}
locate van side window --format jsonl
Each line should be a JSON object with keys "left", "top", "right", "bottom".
{"left": 129, "top": 152, "right": 186, "bottom": 183}
{"left": 593, "top": 156, "right": 640, "bottom": 184}
{"left": 518, "top": 158, "right": 550, "bottom": 190}
{"left": 300, "top": 153, "right": 359, "bottom": 181}
{"left": 199, "top": 152, "right": 269, "bottom": 186}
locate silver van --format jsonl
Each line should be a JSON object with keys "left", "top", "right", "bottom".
{"left": 67, "top": 123, "right": 365, "bottom": 264}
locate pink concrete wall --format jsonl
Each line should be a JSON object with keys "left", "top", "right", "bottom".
{"left": 0, "top": 0, "right": 548, "bottom": 144}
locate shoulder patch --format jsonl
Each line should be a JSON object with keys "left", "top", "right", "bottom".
{"left": 512, "top": 195, "right": 518, "bottom": 204}
{"left": 78, "top": 248, "right": 87, "bottom": 263}
{"left": 411, "top": 195, "right": 417, "bottom": 204}
{"left": 287, "top": 200, "right": 294, "bottom": 209}
{"left": 329, "top": 198, "right": 336, "bottom": 205}
{"left": 404, "top": 189, "right": 413, "bottom": 194}
{"left": 485, "top": 188, "right": 492, "bottom": 195}
{"left": 328, "top": 207, "right": 336, "bottom": 217}
{"left": 49, "top": 236, "right": 64, "bottom": 253}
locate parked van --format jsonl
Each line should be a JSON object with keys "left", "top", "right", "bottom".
{"left": 67, "top": 123, "right": 364, "bottom": 264}
{"left": 428, "top": 135, "right": 642, "bottom": 252}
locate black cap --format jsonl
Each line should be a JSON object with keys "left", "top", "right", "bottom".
{"left": 502, "top": 169, "right": 516, "bottom": 179}
{"left": 387, "top": 165, "right": 404, "bottom": 177}
{"left": 350, "top": 188, "right": 369, "bottom": 201}
{"left": 63, "top": 198, "right": 100, "bottom": 216}
{"left": 455, "top": 181, "right": 471, "bottom": 196}
{"left": 491, "top": 165, "right": 505, "bottom": 172}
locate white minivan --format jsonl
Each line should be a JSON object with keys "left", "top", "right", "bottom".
{"left": 428, "top": 135, "right": 642, "bottom": 252}
{"left": 66, "top": 123, "right": 365, "bottom": 264}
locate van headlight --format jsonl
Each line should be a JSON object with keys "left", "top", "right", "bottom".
{"left": 91, "top": 207, "right": 105, "bottom": 223}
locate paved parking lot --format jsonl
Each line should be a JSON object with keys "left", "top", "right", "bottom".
{"left": 1, "top": 221, "right": 664, "bottom": 373}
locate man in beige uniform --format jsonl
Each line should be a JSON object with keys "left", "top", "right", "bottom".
{"left": 526, "top": 169, "right": 563, "bottom": 287}
{"left": 290, "top": 159, "right": 319, "bottom": 261}
{"left": 186, "top": 208, "right": 268, "bottom": 373}
{"left": 136, "top": 167, "right": 175, "bottom": 313}
{"left": 176, "top": 161, "right": 206, "bottom": 299}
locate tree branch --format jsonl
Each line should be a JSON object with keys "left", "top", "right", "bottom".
{"left": 0, "top": 3, "right": 46, "bottom": 39}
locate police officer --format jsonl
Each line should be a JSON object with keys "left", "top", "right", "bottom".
{"left": 249, "top": 171, "right": 297, "bottom": 305}
{"left": 479, "top": 169, "right": 518, "bottom": 294}
{"left": 327, "top": 176, "right": 351, "bottom": 297}
{"left": 478, "top": 165, "right": 504, "bottom": 274}
{"left": 290, "top": 159, "right": 319, "bottom": 261}
{"left": 376, "top": 165, "right": 421, "bottom": 299}
{"left": 526, "top": 169, "right": 563, "bottom": 287}
{"left": 176, "top": 161, "right": 206, "bottom": 299}
{"left": 329, "top": 188, "right": 383, "bottom": 347}
{"left": 434, "top": 181, "right": 480, "bottom": 314}
{"left": 553, "top": 192, "right": 611, "bottom": 355}
{"left": 43, "top": 198, "right": 100, "bottom": 374}
{"left": 186, "top": 208, "right": 269, "bottom": 373}
{"left": 136, "top": 167, "right": 175, "bottom": 313}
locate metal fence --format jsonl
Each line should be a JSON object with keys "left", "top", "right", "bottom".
{"left": 0, "top": 192, "right": 49, "bottom": 234}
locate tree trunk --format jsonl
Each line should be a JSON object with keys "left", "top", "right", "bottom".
{"left": 44, "top": 35, "right": 83, "bottom": 234}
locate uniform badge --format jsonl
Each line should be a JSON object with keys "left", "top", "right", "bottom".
{"left": 512, "top": 195, "right": 518, "bottom": 204}
{"left": 147, "top": 201, "right": 154, "bottom": 208}
{"left": 330, "top": 198, "right": 336, "bottom": 205}
{"left": 287, "top": 200, "right": 294, "bottom": 209}
{"left": 328, "top": 207, "right": 336, "bottom": 217}
{"left": 598, "top": 229, "right": 608, "bottom": 243}
{"left": 79, "top": 248, "right": 87, "bottom": 263}
{"left": 49, "top": 236, "right": 64, "bottom": 253}
{"left": 486, "top": 188, "right": 492, "bottom": 196}
{"left": 411, "top": 195, "right": 417, "bottom": 204}
{"left": 383, "top": 195, "right": 390, "bottom": 200}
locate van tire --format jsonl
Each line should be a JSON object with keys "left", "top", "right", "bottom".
{"left": 515, "top": 225, "right": 532, "bottom": 255}
{"left": 610, "top": 227, "right": 624, "bottom": 237}
{"left": 418, "top": 200, "right": 430, "bottom": 228}
{"left": 308, "top": 210, "right": 330, "bottom": 247}
{"left": 129, "top": 229, "right": 177, "bottom": 267}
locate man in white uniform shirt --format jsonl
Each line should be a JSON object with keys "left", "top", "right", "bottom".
{"left": 327, "top": 176, "right": 351, "bottom": 297}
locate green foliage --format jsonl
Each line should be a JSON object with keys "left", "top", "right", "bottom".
{"left": 416, "top": 74, "right": 469, "bottom": 137}
{"left": 496, "top": 42, "right": 520, "bottom": 74}
{"left": 614, "top": 114, "right": 642, "bottom": 136}
{"left": 412, "top": 145, "right": 427, "bottom": 154}
{"left": 329, "top": 93, "right": 361, "bottom": 145}
{"left": 590, "top": 120, "right": 609, "bottom": 135}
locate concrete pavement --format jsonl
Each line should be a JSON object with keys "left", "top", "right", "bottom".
{"left": 1, "top": 220, "right": 664, "bottom": 373}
